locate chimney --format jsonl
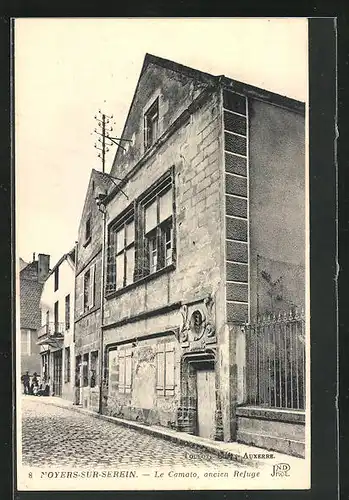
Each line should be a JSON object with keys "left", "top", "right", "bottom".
{"left": 32, "top": 252, "right": 36, "bottom": 262}
{"left": 38, "top": 254, "right": 50, "bottom": 283}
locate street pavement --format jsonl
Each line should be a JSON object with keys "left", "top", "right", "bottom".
{"left": 21, "top": 397, "right": 245, "bottom": 469}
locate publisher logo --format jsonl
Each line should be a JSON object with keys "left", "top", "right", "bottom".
{"left": 271, "top": 463, "right": 291, "bottom": 477}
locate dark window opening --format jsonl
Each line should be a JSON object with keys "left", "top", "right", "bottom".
{"left": 64, "top": 347, "right": 71, "bottom": 383}
{"left": 65, "top": 294, "right": 70, "bottom": 330}
{"left": 54, "top": 267, "right": 59, "bottom": 291}
{"left": 90, "top": 351, "right": 99, "bottom": 387}
{"left": 83, "top": 265, "right": 95, "bottom": 313}
{"left": 85, "top": 217, "right": 91, "bottom": 244}
{"left": 54, "top": 301, "right": 59, "bottom": 333}
{"left": 83, "top": 353, "right": 89, "bottom": 387}
{"left": 144, "top": 98, "right": 159, "bottom": 150}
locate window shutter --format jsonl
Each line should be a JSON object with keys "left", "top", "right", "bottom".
{"left": 156, "top": 344, "right": 165, "bottom": 393}
{"left": 106, "top": 230, "right": 116, "bottom": 293}
{"left": 165, "top": 344, "right": 175, "bottom": 394}
{"left": 89, "top": 264, "right": 95, "bottom": 308}
{"left": 125, "top": 348, "right": 132, "bottom": 394}
{"left": 119, "top": 349, "right": 125, "bottom": 393}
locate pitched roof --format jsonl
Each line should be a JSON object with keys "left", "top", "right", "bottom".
{"left": 92, "top": 169, "right": 115, "bottom": 191}
{"left": 141, "top": 53, "right": 304, "bottom": 112}
{"left": 19, "top": 258, "right": 28, "bottom": 271}
{"left": 46, "top": 247, "right": 76, "bottom": 279}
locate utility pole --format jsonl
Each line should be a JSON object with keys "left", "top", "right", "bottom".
{"left": 93, "top": 110, "right": 132, "bottom": 174}
{"left": 92, "top": 109, "right": 131, "bottom": 415}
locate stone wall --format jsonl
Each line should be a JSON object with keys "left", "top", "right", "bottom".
{"left": 103, "top": 87, "right": 227, "bottom": 431}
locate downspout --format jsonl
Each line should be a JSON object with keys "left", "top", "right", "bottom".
{"left": 98, "top": 203, "right": 107, "bottom": 414}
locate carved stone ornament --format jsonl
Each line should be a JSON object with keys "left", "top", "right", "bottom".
{"left": 179, "top": 295, "right": 216, "bottom": 347}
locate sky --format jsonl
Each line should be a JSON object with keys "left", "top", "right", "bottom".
{"left": 15, "top": 18, "right": 308, "bottom": 268}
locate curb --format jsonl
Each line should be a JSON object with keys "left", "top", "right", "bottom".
{"left": 32, "top": 397, "right": 267, "bottom": 469}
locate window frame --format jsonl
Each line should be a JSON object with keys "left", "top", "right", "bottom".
{"left": 144, "top": 97, "right": 159, "bottom": 151}
{"left": 142, "top": 180, "right": 174, "bottom": 276}
{"left": 115, "top": 214, "right": 135, "bottom": 290}
{"left": 105, "top": 168, "right": 175, "bottom": 297}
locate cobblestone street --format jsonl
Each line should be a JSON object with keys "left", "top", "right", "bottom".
{"left": 21, "top": 397, "right": 244, "bottom": 469}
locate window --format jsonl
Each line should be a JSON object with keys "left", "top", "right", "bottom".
{"left": 64, "top": 347, "right": 71, "bottom": 383}
{"left": 83, "top": 353, "right": 89, "bottom": 387}
{"left": 144, "top": 185, "right": 173, "bottom": 275}
{"left": 118, "top": 347, "right": 132, "bottom": 394}
{"left": 85, "top": 217, "right": 91, "bottom": 245}
{"left": 107, "top": 212, "right": 135, "bottom": 293}
{"left": 21, "top": 330, "right": 31, "bottom": 356}
{"left": 90, "top": 351, "right": 98, "bottom": 387}
{"left": 156, "top": 342, "right": 175, "bottom": 396}
{"left": 65, "top": 294, "right": 70, "bottom": 330}
{"left": 144, "top": 98, "right": 159, "bottom": 150}
{"left": 115, "top": 217, "right": 135, "bottom": 289}
{"left": 54, "top": 267, "right": 59, "bottom": 291}
{"left": 83, "top": 264, "right": 95, "bottom": 313}
{"left": 54, "top": 301, "right": 59, "bottom": 332}
{"left": 105, "top": 170, "right": 175, "bottom": 294}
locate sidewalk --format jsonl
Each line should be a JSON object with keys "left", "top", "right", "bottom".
{"left": 24, "top": 395, "right": 305, "bottom": 470}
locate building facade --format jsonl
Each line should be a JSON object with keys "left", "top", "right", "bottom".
{"left": 75, "top": 54, "right": 305, "bottom": 457}
{"left": 98, "top": 55, "right": 306, "bottom": 456}
{"left": 37, "top": 249, "right": 76, "bottom": 400}
{"left": 74, "top": 169, "right": 113, "bottom": 411}
{"left": 19, "top": 253, "right": 50, "bottom": 376}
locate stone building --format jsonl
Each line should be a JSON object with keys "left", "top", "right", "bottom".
{"left": 95, "top": 54, "right": 305, "bottom": 456}
{"left": 74, "top": 169, "right": 113, "bottom": 411}
{"left": 37, "top": 249, "right": 76, "bottom": 400}
{"left": 19, "top": 253, "right": 50, "bottom": 376}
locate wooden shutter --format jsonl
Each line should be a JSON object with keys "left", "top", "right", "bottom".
{"left": 119, "top": 349, "right": 125, "bottom": 393}
{"left": 156, "top": 344, "right": 165, "bottom": 394}
{"left": 125, "top": 348, "right": 132, "bottom": 394}
{"left": 165, "top": 344, "right": 175, "bottom": 395}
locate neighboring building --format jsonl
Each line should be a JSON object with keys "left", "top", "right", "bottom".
{"left": 37, "top": 249, "right": 76, "bottom": 400}
{"left": 88, "top": 54, "right": 306, "bottom": 457}
{"left": 19, "top": 253, "right": 50, "bottom": 376}
{"left": 74, "top": 169, "right": 113, "bottom": 411}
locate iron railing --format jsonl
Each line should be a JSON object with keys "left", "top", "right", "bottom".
{"left": 38, "top": 322, "right": 65, "bottom": 339}
{"left": 244, "top": 309, "right": 306, "bottom": 410}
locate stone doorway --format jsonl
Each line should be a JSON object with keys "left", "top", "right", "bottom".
{"left": 177, "top": 351, "right": 222, "bottom": 440}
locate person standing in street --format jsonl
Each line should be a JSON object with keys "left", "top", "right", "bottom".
{"left": 21, "top": 371, "right": 30, "bottom": 395}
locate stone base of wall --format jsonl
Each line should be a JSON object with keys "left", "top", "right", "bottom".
{"left": 81, "top": 387, "right": 99, "bottom": 412}
{"left": 104, "top": 397, "right": 177, "bottom": 429}
{"left": 236, "top": 406, "right": 305, "bottom": 458}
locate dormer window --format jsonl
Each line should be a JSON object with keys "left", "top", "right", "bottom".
{"left": 144, "top": 98, "right": 159, "bottom": 150}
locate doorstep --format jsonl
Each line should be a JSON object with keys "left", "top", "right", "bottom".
{"left": 24, "top": 395, "right": 305, "bottom": 470}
